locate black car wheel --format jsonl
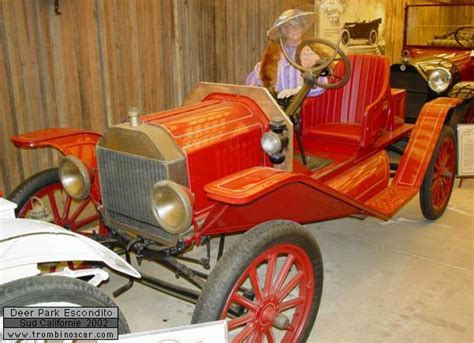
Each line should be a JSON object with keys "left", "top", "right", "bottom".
{"left": 0, "top": 276, "right": 130, "bottom": 335}
{"left": 419, "top": 126, "right": 456, "bottom": 220}
{"left": 369, "top": 30, "right": 378, "bottom": 46}
{"left": 341, "top": 29, "right": 350, "bottom": 46}
{"left": 192, "top": 220, "right": 323, "bottom": 343}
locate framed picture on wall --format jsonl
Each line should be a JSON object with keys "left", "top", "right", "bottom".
{"left": 457, "top": 124, "right": 474, "bottom": 177}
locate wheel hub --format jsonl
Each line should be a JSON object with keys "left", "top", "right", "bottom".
{"left": 256, "top": 297, "right": 290, "bottom": 331}
{"left": 442, "top": 171, "right": 452, "bottom": 178}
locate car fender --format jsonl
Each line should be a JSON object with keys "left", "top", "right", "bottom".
{"left": 10, "top": 128, "right": 101, "bottom": 167}
{"left": 0, "top": 218, "right": 140, "bottom": 285}
{"left": 195, "top": 166, "right": 389, "bottom": 241}
{"left": 448, "top": 81, "right": 473, "bottom": 101}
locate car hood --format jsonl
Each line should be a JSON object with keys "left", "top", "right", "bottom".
{"left": 405, "top": 56, "right": 458, "bottom": 81}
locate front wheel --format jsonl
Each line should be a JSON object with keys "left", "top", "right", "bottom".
{"left": 0, "top": 275, "right": 130, "bottom": 334}
{"left": 192, "top": 221, "right": 323, "bottom": 343}
{"left": 420, "top": 126, "right": 456, "bottom": 220}
{"left": 341, "top": 29, "right": 350, "bottom": 46}
{"left": 8, "top": 168, "right": 100, "bottom": 234}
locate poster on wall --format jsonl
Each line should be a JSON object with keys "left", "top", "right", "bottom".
{"left": 457, "top": 125, "right": 474, "bottom": 176}
{"left": 317, "top": 0, "right": 386, "bottom": 55}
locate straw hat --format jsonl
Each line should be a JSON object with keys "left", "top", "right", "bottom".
{"left": 267, "top": 8, "right": 317, "bottom": 41}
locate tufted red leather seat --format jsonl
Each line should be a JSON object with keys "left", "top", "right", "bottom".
{"left": 301, "top": 54, "right": 390, "bottom": 149}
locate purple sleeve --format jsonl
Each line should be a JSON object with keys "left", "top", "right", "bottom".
{"left": 246, "top": 63, "right": 263, "bottom": 86}
{"left": 307, "top": 76, "right": 327, "bottom": 97}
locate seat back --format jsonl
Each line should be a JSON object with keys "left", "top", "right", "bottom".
{"left": 301, "top": 54, "right": 390, "bottom": 132}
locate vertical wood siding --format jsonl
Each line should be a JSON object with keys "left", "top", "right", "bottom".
{"left": 0, "top": 0, "right": 436, "bottom": 194}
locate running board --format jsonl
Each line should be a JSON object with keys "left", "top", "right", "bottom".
{"left": 365, "top": 185, "right": 418, "bottom": 217}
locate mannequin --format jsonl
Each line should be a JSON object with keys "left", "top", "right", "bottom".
{"left": 246, "top": 8, "right": 326, "bottom": 99}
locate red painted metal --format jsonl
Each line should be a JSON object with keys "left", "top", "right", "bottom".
{"left": 222, "top": 243, "right": 315, "bottom": 342}
{"left": 365, "top": 97, "right": 461, "bottom": 217}
{"left": 405, "top": 49, "right": 474, "bottom": 81}
{"left": 389, "top": 88, "right": 406, "bottom": 130}
{"left": 200, "top": 97, "right": 460, "bottom": 234}
{"left": 143, "top": 94, "right": 271, "bottom": 211}
{"left": 301, "top": 55, "right": 391, "bottom": 150}
{"left": 11, "top": 128, "right": 101, "bottom": 168}
{"left": 17, "top": 182, "right": 100, "bottom": 234}
{"left": 9, "top": 53, "right": 459, "bottom": 250}
{"left": 325, "top": 151, "right": 390, "bottom": 203}
{"left": 394, "top": 97, "right": 460, "bottom": 189}
{"left": 200, "top": 166, "right": 389, "bottom": 239}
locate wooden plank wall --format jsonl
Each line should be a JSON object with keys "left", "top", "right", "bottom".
{"left": 0, "top": 0, "right": 217, "bottom": 194}
{"left": 384, "top": 0, "right": 407, "bottom": 62}
{"left": 0, "top": 0, "right": 452, "bottom": 195}
{"left": 406, "top": 4, "right": 474, "bottom": 46}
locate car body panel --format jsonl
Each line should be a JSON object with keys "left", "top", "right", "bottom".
{"left": 142, "top": 94, "right": 271, "bottom": 211}
{"left": 199, "top": 96, "right": 458, "bottom": 239}
{"left": 10, "top": 128, "right": 101, "bottom": 168}
{"left": 0, "top": 218, "right": 141, "bottom": 282}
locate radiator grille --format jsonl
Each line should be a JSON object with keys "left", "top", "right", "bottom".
{"left": 97, "top": 147, "right": 168, "bottom": 227}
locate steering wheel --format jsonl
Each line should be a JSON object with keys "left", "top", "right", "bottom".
{"left": 280, "top": 37, "right": 351, "bottom": 89}
{"left": 454, "top": 26, "right": 474, "bottom": 48}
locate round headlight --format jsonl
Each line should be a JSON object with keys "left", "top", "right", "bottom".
{"left": 261, "top": 132, "right": 282, "bottom": 155}
{"left": 428, "top": 68, "right": 452, "bottom": 93}
{"left": 151, "top": 181, "right": 194, "bottom": 235}
{"left": 58, "top": 156, "right": 91, "bottom": 200}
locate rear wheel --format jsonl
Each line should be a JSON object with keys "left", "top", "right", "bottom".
{"left": 8, "top": 168, "right": 101, "bottom": 235}
{"left": 420, "top": 126, "right": 456, "bottom": 220}
{"left": 0, "top": 276, "right": 130, "bottom": 335}
{"left": 192, "top": 221, "right": 323, "bottom": 343}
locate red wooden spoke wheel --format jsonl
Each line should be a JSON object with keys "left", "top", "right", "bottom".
{"left": 192, "top": 221, "right": 323, "bottom": 343}
{"left": 420, "top": 126, "right": 456, "bottom": 220}
{"left": 431, "top": 137, "right": 455, "bottom": 211}
{"left": 8, "top": 168, "right": 100, "bottom": 235}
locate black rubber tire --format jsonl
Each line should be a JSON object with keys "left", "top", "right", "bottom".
{"left": 369, "top": 30, "right": 378, "bottom": 46}
{"left": 192, "top": 220, "right": 323, "bottom": 343}
{"left": 0, "top": 275, "right": 130, "bottom": 334}
{"left": 419, "top": 126, "right": 456, "bottom": 220}
{"left": 8, "top": 168, "right": 60, "bottom": 217}
{"left": 341, "top": 29, "right": 350, "bottom": 46}
{"left": 449, "top": 101, "right": 474, "bottom": 135}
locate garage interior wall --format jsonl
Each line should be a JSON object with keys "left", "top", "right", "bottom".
{"left": 0, "top": 0, "right": 446, "bottom": 194}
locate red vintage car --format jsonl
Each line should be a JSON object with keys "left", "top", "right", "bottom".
{"left": 8, "top": 38, "right": 459, "bottom": 342}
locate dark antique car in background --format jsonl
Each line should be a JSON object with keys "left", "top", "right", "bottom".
{"left": 340, "top": 18, "right": 382, "bottom": 46}
{"left": 390, "top": 3, "right": 473, "bottom": 127}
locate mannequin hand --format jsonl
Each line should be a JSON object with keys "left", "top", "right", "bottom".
{"left": 277, "top": 86, "right": 302, "bottom": 99}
